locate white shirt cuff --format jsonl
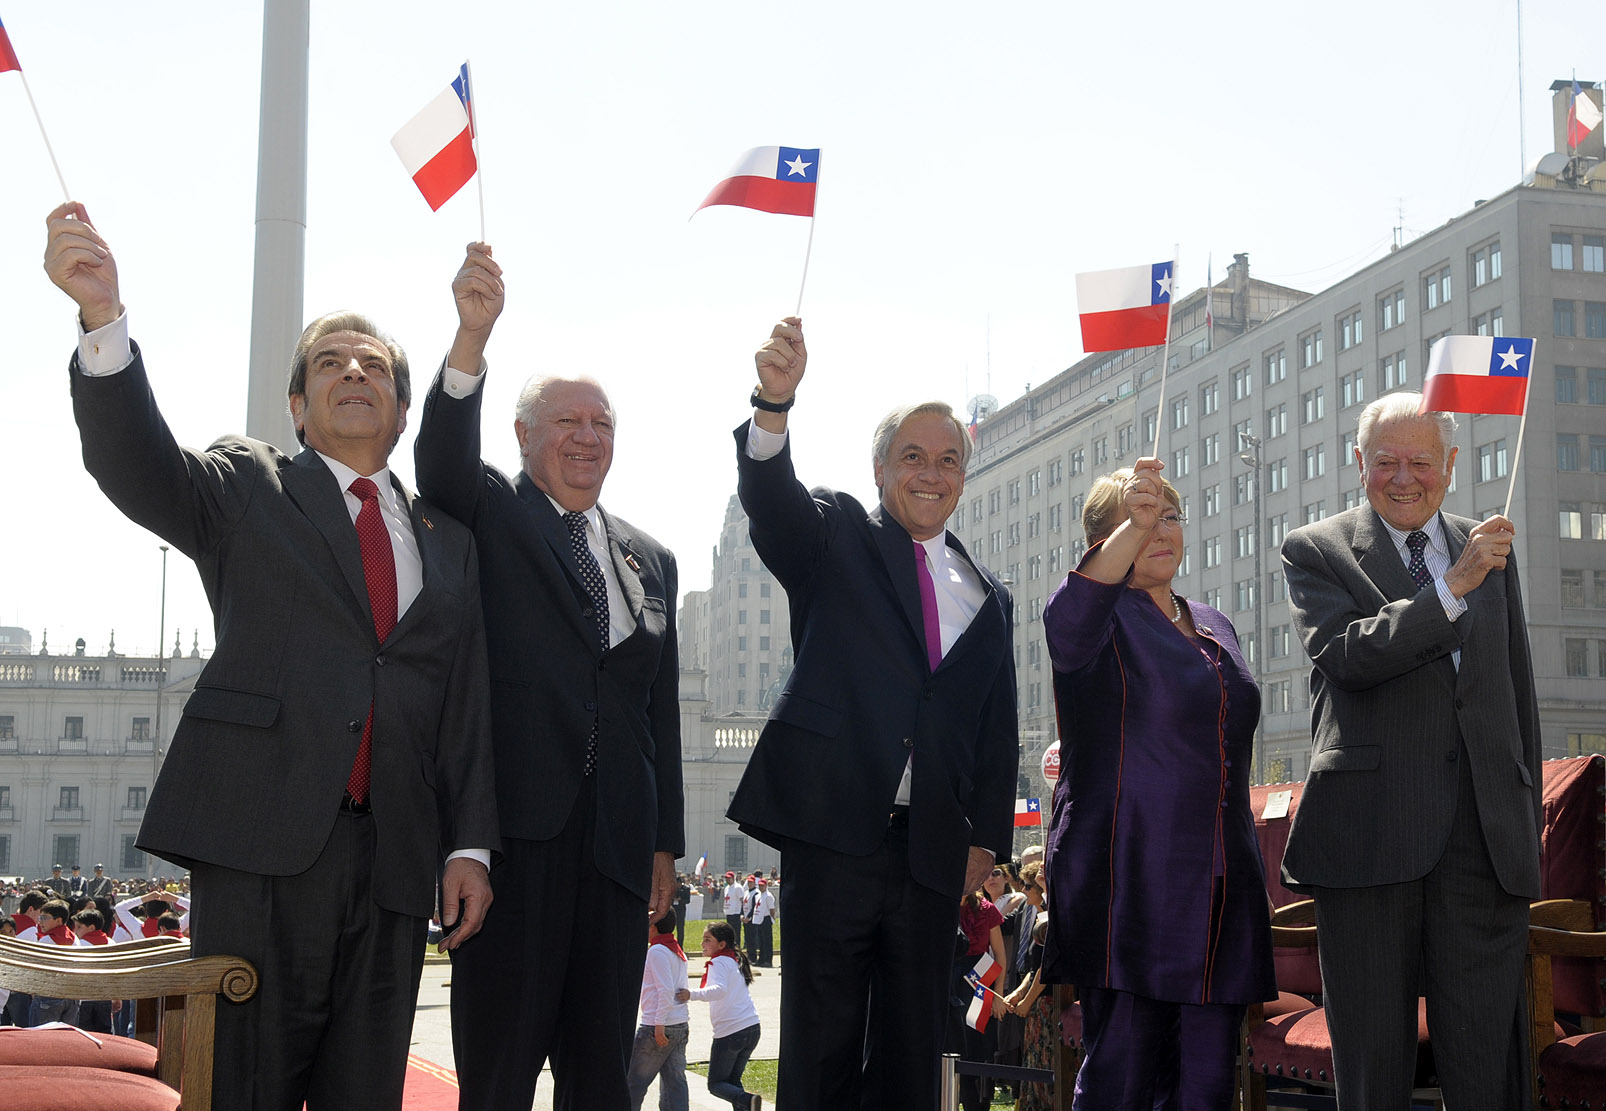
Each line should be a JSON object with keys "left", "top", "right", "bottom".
{"left": 745, "top": 419, "right": 788, "bottom": 461}
{"left": 1435, "top": 577, "right": 1468, "bottom": 622}
{"left": 441, "top": 360, "right": 488, "bottom": 397}
{"left": 446, "top": 848, "right": 492, "bottom": 871}
{"left": 76, "top": 311, "right": 134, "bottom": 376}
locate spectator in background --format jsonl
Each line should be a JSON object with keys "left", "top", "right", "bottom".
{"left": 28, "top": 899, "right": 86, "bottom": 1027}
{"left": 86, "top": 865, "right": 114, "bottom": 900}
{"left": 677, "top": 922, "right": 762, "bottom": 1111}
{"left": 627, "top": 909, "right": 690, "bottom": 1111}
{"left": 44, "top": 866, "right": 70, "bottom": 899}
{"left": 951, "top": 886, "right": 1007, "bottom": 1111}
{"left": 746, "top": 879, "right": 776, "bottom": 969}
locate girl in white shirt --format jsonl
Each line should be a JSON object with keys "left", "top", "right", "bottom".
{"left": 677, "top": 921, "right": 762, "bottom": 1111}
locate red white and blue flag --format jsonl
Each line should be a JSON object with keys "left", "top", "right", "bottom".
{"left": 1568, "top": 80, "right": 1602, "bottom": 149}
{"left": 0, "top": 15, "right": 23, "bottom": 73}
{"left": 391, "top": 64, "right": 477, "bottom": 212}
{"left": 695, "top": 853, "right": 707, "bottom": 877}
{"left": 1076, "top": 261, "right": 1174, "bottom": 352}
{"left": 696, "top": 146, "right": 819, "bottom": 218}
{"left": 963, "top": 981, "right": 992, "bottom": 1033}
{"left": 1014, "top": 797, "right": 1042, "bottom": 827}
{"left": 969, "top": 950, "right": 1000, "bottom": 989}
{"left": 1420, "top": 336, "right": 1533, "bottom": 417}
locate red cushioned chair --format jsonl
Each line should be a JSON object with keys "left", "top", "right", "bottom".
{"left": 1528, "top": 899, "right": 1606, "bottom": 1109}
{"left": 0, "top": 934, "right": 257, "bottom": 1111}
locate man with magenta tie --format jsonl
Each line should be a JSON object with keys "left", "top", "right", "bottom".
{"left": 726, "top": 316, "right": 1018, "bottom": 1109}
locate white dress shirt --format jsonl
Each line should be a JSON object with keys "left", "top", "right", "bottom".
{"left": 1379, "top": 512, "right": 1466, "bottom": 669}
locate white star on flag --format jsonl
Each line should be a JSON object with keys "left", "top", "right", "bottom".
{"left": 783, "top": 153, "right": 813, "bottom": 178}
{"left": 1155, "top": 270, "right": 1173, "bottom": 299}
{"left": 1496, "top": 344, "right": 1526, "bottom": 371}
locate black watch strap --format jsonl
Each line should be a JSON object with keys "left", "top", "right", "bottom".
{"left": 750, "top": 386, "right": 795, "bottom": 413}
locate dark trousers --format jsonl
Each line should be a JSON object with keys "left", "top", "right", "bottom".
{"left": 1074, "top": 986, "right": 1242, "bottom": 1110}
{"left": 776, "top": 820, "right": 957, "bottom": 1111}
{"left": 191, "top": 810, "right": 427, "bottom": 1111}
{"left": 748, "top": 918, "right": 773, "bottom": 967}
{"left": 706, "top": 1021, "right": 761, "bottom": 1109}
{"left": 1310, "top": 755, "right": 1531, "bottom": 1111}
{"left": 452, "top": 775, "right": 646, "bottom": 1111}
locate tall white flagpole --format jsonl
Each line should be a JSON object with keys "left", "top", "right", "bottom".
{"left": 1149, "top": 248, "right": 1180, "bottom": 459}
{"left": 464, "top": 59, "right": 486, "bottom": 243}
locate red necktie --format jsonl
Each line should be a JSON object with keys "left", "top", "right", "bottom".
{"left": 348, "top": 477, "right": 397, "bottom": 803}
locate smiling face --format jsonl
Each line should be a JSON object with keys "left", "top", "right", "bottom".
{"left": 1359, "top": 418, "right": 1456, "bottom": 532}
{"left": 874, "top": 412, "right": 966, "bottom": 541}
{"left": 516, "top": 379, "right": 615, "bottom": 511}
{"left": 289, "top": 330, "right": 406, "bottom": 467}
{"left": 1127, "top": 497, "right": 1185, "bottom": 591}
{"left": 700, "top": 930, "right": 721, "bottom": 958}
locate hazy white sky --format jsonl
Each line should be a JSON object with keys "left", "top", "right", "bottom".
{"left": 0, "top": 0, "right": 1599, "bottom": 655}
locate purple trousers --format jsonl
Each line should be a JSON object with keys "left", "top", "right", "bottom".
{"left": 1074, "top": 986, "right": 1245, "bottom": 1111}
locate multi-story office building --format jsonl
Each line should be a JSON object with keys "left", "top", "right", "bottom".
{"left": 956, "top": 114, "right": 1606, "bottom": 797}
{"left": 0, "top": 635, "right": 205, "bottom": 879}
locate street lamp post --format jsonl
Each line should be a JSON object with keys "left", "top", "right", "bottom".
{"left": 153, "top": 545, "right": 169, "bottom": 785}
{"left": 1237, "top": 434, "right": 1266, "bottom": 785}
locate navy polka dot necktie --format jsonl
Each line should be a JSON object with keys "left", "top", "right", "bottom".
{"left": 1405, "top": 530, "right": 1433, "bottom": 590}
{"left": 565, "top": 510, "right": 609, "bottom": 776}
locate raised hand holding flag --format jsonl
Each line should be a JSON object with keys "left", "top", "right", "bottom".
{"left": 1421, "top": 334, "right": 1536, "bottom": 518}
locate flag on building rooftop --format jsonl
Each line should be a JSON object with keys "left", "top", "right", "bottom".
{"left": 0, "top": 15, "right": 22, "bottom": 73}
{"left": 963, "top": 980, "right": 992, "bottom": 1033}
{"left": 391, "top": 64, "right": 477, "bottom": 212}
{"left": 1420, "top": 335, "right": 1534, "bottom": 417}
{"left": 696, "top": 146, "right": 819, "bottom": 218}
{"left": 1076, "top": 260, "right": 1173, "bottom": 352}
{"left": 1014, "top": 797, "right": 1041, "bottom": 827}
{"left": 1568, "top": 79, "right": 1602, "bottom": 149}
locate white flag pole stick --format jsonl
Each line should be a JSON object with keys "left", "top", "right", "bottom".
{"left": 1501, "top": 382, "right": 1531, "bottom": 520}
{"left": 1149, "top": 248, "right": 1179, "bottom": 459}
{"left": 794, "top": 154, "right": 819, "bottom": 317}
{"left": 464, "top": 59, "right": 486, "bottom": 243}
{"left": 18, "top": 71, "right": 70, "bottom": 201}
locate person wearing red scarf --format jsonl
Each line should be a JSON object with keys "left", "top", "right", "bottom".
{"left": 676, "top": 922, "right": 762, "bottom": 1111}
{"left": 72, "top": 909, "right": 116, "bottom": 1034}
{"left": 626, "top": 910, "right": 691, "bottom": 1110}
{"left": 28, "top": 900, "right": 86, "bottom": 1027}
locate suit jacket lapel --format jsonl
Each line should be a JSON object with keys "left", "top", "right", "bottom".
{"left": 868, "top": 505, "right": 927, "bottom": 650}
{"left": 1353, "top": 508, "right": 1419, "bottom": 603}
{"left": 282, "top": 450, "right": 373, "bottom": 629}
{"left": 514, "top": 471, "right": 609, "bottom": 647}
{"left": 387, "top": 478, "right": 436, "bottom": 645}
{"left": 602, "top": 508, "right": 646, "bottom": 621}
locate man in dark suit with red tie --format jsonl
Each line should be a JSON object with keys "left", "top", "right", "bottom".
{"left": 45, "top": 202, "right": 498, "bottom": 1109}
{"left": 728, "top": 317, "right": 1018, "bottom": 1109}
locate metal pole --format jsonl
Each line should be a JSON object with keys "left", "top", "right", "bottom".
{"left": 153, "top": 546, "right": 168, "bottom": 787}
{"left": 245, "top": 0, "right": 311, "bottom": 451}
{"left": 939, "top": 1052, "right": 960, "bottom": 1111}
{"left": 1239, "top": 435, "right": 1265, "bottom": 783}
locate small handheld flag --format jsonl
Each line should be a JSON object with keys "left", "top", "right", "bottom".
{"left": 1076, "top": 261, "right": 1174, "bottom": 352}
{"left": 1420, "top": 336, "right": 1533, "bottom": 417}
{"left": 969, "top": 950, "right": 1000, "bottom": 989}
{"left": 696, "top": 146, "right": 819, "bottom": 218}
{"left": 1014, "top": 797, "right": 1042, "bottom": 827}
{"left": 392, "top": 64, "right": 478, "bottom": 213}
{"left": 964, "top": 980, "right": 992, "bottom": 1033}
{"left": 1568, "top": 80, "right": 1602, "bottom": 150}
{"left": 0, "top": 16, "right": 21, "bottom": 73}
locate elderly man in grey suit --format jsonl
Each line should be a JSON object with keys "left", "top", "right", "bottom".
{"left": 1280, "top": 391, "right": 1541, "bottom": 1110}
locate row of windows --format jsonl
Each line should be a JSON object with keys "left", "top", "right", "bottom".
{"left": 1556, "top": 435, "right": 1606, "bottom": 473}
{"left": 1560, "top": 504, "right": 1606, "bottom": 540}
{"left": 1554, "top": 300, "right": 1606, "bottom": 338}
{"left": 1559, "top": 569, "right": 1606, "bottom": 608}
{"left": 0, "top": 715, "right": 152, "bottom": 742}
{"left": 1563, "top": 638, "right": 1606, "bottom": 678}
{"left": 0, "top": 785, "right": 147, "bottom": 810}
{"left": 1556, "top": 367, "right": 1606, "bottom": 404}
{"left": 0, "top": 834, "right": 147, "bottom": 875}
{"left": 1551, "top": 233, "right": 1606, "bottom": 272}
{"left": 733, "top": 582, "right": 772, "bottom": 599}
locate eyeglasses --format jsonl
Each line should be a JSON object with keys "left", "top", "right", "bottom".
{"left": 1157, "top": 513, "right": 1187, "bottom": 528}
{"left": 990, "top": 868, "right": 1005, "bottom": 877}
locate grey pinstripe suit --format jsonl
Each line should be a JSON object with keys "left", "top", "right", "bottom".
{"left": 1281, "top": 506, "right": 1541, "bottom": 1110}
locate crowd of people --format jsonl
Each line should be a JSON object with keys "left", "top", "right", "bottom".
{"left": 20, "top": 201, "right": 1541, "bottom": 1111}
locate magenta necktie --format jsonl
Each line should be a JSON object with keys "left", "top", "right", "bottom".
{"left": 913, "top": 541, "right": 943, "bottom": 672}
{"left": 348, "top": 477, "right": 398, "bottom": 804}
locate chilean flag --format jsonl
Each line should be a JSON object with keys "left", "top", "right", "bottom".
{"left": 1568, "top": 80, "right": 1603, "bottom": 149}
{"left": 0, "top": 16, "right": 22, "bottom": 74}
{"left": 1014, "top": 797, "right": 1042, "bottom": 827}
{"left": 696, "top": 146, "right": 818, "bottom": 218}
{"left": 1076, "top": 261, "right": 1173, "bottom": 352}
{"left": 963, "top": 981, "right": 992, "bottom": 1033}
{"left": 391, "top": 65, "right": 477, "bottom": 212}
{"left": 1420, "top": 336, "right": 1534, "bottom": 417}
{"left": 969, "top": 950, "right": 1000, "bottom": 989}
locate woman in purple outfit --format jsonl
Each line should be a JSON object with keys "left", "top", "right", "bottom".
{"left": 1041, "top": 457, "right": 1274, "bottom": 1110}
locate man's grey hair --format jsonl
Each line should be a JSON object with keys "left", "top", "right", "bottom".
{"left": 870, "top": 402, "right": 973, "bottom": 470}
{"left": 514, "top": 375, "right": 614, "bottom": 427}
{"left": 1355, "top": 391, "right": 1457, "bottom": 461}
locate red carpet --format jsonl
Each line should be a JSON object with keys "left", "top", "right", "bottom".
{"left": 402, "top": 1053, "right": 460, "bottom": 1111}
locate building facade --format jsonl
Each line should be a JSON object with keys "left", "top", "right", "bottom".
{"left": 0, "top": 637, "right": 204, "bottom": 880}
{"left": 954, "top": 176, "right": 1606, "bottom": 800}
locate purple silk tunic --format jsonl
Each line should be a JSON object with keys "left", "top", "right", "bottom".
{"left": 1040, "top": 561, "right": 1275, "bottom": 1006}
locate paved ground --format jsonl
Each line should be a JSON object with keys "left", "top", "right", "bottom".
{"left": 409, "top": 951, "right": 784, "bottom": 1110}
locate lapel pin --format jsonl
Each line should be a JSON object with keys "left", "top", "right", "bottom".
{"left": 423, "top": 515, "right": 434, "bottom": 530}
{"left": 625, "top": 553, "right": 642, "bottom": 574}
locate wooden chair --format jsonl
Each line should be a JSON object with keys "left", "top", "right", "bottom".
{"left": 1526, "top": 899, "right": 1606, "bottom": 1109}
{"left": 0, "top": 934, "right": 257, "bottom": 1111}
